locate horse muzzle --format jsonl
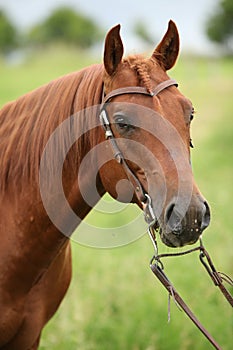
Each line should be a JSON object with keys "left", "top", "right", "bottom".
{"left": 158, "top": 197, "right": 211, "bottom": 247}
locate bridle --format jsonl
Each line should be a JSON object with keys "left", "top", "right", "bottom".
{"left": 99, "top": 79, "right": 233, "bottom": 350}
{"left": 100, "top": 78, "right": 178, "bottom": 204}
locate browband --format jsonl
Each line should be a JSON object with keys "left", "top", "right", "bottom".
{"left": 101, "top": 79, "right": 178, "bottom": 110}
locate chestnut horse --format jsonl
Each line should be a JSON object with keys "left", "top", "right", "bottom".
{"left": 0, "top": 21, "right": 210, "bottom": 349}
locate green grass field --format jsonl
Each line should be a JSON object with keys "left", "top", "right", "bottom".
{"left": 0, "top": 47, "right": 232, "bottom": 349}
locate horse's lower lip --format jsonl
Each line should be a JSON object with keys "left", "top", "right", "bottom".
{"left": 159, "top": 230, "right": 178, "bottom": 247}
{"left": 159, "top": 228, "right": 200, "bottom": 248}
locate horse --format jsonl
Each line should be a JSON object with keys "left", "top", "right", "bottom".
{"left": 0, "top": 21, "right": 210, "bottom": 349}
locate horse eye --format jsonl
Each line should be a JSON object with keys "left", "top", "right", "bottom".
{"left": 114, "top": 115, "right": 133, "bottom": 133}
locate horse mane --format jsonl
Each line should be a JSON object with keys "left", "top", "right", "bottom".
{"left": 0, "top": 64, "right": 104, "bottom": 194}
{"left": 123, "top": 55, "right": 154, "bottom": 94}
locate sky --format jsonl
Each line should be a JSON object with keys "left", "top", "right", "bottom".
{"left": 0, "top": 0, "right": 219, "bottom": 54}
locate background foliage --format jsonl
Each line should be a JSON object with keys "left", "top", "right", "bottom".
{"left": 0, "top": 6, "right": 102, "bottom": 52}
{"left": 0, "top": 10, "right": 18, "bottom": 53}
{"left": 0, "top": 1, "right": 233, "bottom": 54}
{"left": 27, "top": 7, "right": 102, "bottom": 48}
{"left": 206, "top": 0, "right": 233, "bottom": 54}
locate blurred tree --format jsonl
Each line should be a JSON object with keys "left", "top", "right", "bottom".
{"left": 28, "top": 7, "right": 102, "bottom": 48}
{"left": 134, "top": 20, "right": 154, "bottom": 45}
{"left": 0, "top": 10, "right": 17, "bottom": 53}
{"left": 206, "top": 0, "right": 233, "bottom": 54}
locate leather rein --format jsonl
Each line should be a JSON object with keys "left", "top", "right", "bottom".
{"left": 99, "top": 79, "right": 233, "bottom": 350}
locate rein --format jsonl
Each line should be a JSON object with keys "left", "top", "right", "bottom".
{"left": 146, "top": 218, "right": 233, "bottom": 350}
{"left": 99, "top": 79, "right": 233, "bottom": 350}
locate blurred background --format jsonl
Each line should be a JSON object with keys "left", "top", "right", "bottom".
{"left": 0, "top": 0, "right": 232, "bottom": 349}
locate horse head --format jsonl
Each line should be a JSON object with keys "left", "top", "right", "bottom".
{"left": 98, "top": 21, "right": 210, "bottom": 248}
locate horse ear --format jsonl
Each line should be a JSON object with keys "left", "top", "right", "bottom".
{"left": 152, "top": 20, "right": 179, "bottom": 71}
{"left": 104, "top": 24, "right": 124, "bottom": 76}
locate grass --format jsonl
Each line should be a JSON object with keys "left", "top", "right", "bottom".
{"left": 1, "top": 47, "right": 232, "bottom": 349}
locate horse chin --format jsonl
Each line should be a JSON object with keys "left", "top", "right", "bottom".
{"left": 159, "top": 228, "right": 200, "bottom": 248}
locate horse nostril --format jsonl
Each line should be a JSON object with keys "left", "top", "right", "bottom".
{"left": 202, "top": 201, "right": 211, "bottom": 231}
{"left": 164, "top": 202, "right": 182, "bottom": 234}
{"left": 164, "top": 199, "right": 210, "bottom": 236}
{"left": 165, "top": 202, "right": 175, "bottom": 223}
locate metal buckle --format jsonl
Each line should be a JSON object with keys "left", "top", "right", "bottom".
{"left": 99, "top": 109, "right": 114, "bottom": 139}
{"left": 99, "top": 109, "right": 109, "bottom": 128}
{"left": 142, "top": 194, "right": 156, "bottom": 225}
{"left": 142, "top": 194, "right": 158, "bottom": 258}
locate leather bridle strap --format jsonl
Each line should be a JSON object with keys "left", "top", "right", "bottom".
{"left": 100, "top": 79, "right": 178, "bottom": 204}
{"left": 99, "top": 108, "right": 147, "bottom": 203}
{"left": 149, "top": 240, "right": 233, "bottom": 350}
{"left": 100, "top": 79, "right": 178, "bottom": 110}
{"left": 150, "top": 262, "right": 222, "bottom": 350}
